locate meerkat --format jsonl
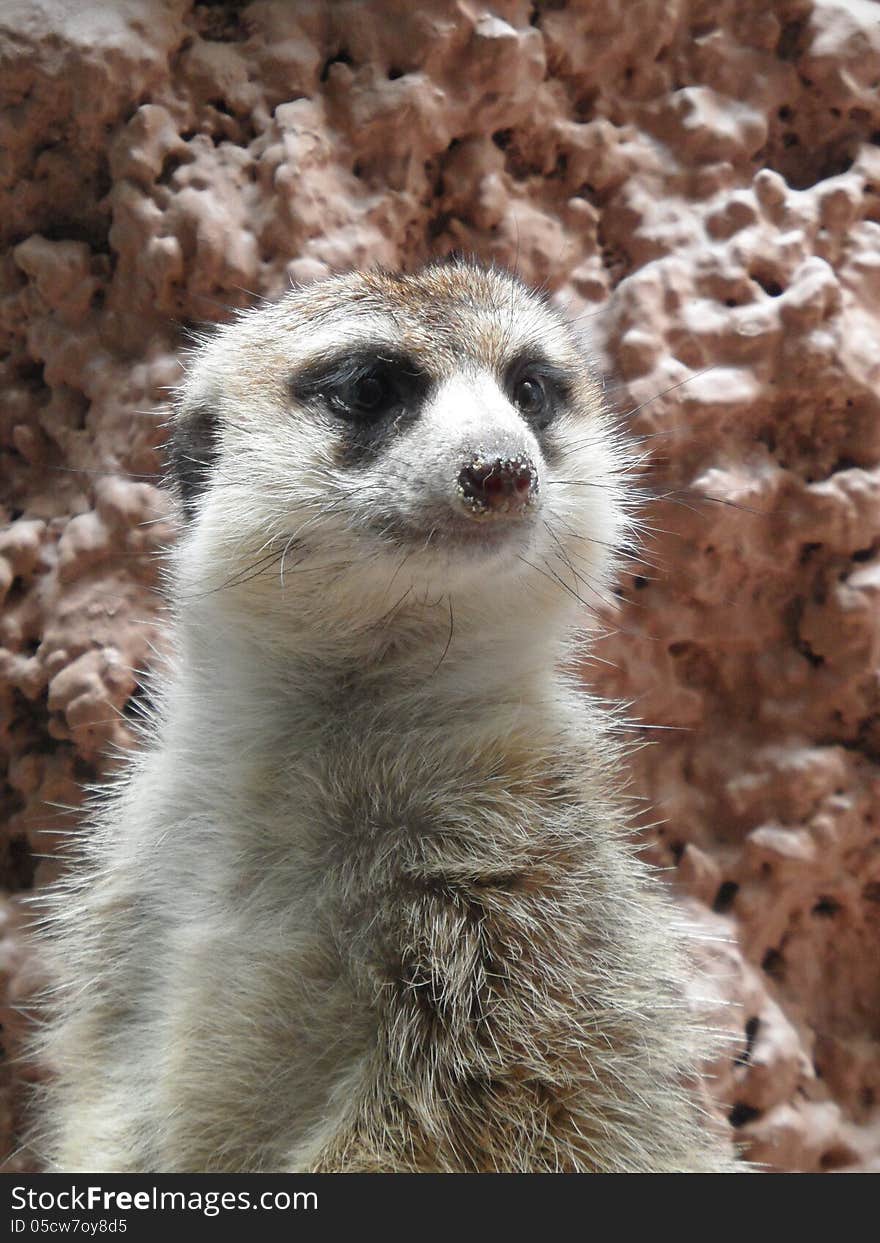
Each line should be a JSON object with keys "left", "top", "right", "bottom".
{"left": 32, "top": 258, "right": 737, "bottom": 1173}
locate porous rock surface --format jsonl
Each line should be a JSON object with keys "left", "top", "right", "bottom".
{"left": 2, "top": 0, "right": 880, "bottom": 1172}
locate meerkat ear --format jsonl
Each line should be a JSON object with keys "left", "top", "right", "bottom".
{"left": 165, "top": 398, "right": 219, "bottom": 520}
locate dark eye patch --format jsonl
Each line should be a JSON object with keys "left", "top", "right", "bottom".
{"left": 291, "top": 346, "right": 432, "bottom": 421}
{"left": 166, "top": 400, "right": 219, "bottom": 519}
{"left": 503, "top": 349, "right": 574, "bottom": 432}
{"left": 290, "top": 345, "right": 433, "bottom": 466}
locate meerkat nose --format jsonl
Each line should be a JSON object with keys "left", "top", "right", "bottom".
{"left": 457, "top": 454, "right": 538, "bottom": 517}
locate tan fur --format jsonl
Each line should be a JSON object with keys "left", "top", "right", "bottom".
{"left": 31, "top": 260, "right": 737, "bottom": 1172}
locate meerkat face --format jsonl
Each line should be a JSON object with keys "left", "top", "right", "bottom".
{"left": 169, "top": 260, "right": 633, "bottom": 640}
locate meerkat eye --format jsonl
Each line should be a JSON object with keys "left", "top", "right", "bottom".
{"left": 328, "top": 366, "right": 399, "bottom": 420}
{"left": 513, "top": 375, "right": 547, "bottom": 417}
{"left": 512, "top": 373, "right": 554, "bottom": 431}
{"left": 345, "top": 369, "right": 395, "bottom": 417}
{"left": 291, "top": 347, "right": 431, "bottom": 427}
{"left": 505, "top": 351, "right": 573, "bottom": 433}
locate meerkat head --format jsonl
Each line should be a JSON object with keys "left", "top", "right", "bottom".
{"left": 168, "top": 259, "right": 635, "bottom": 653}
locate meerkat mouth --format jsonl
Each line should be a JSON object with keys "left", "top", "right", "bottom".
{"left": 410, "top": 510, "right": 538, "bottom": 559}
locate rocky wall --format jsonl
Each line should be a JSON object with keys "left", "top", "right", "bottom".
{"left": 2, "top": 0, "right": 880, "bottom": 1171}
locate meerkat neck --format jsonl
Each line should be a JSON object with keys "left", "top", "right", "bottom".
{"left": 165, "top": 602, "right": 578, "bottom": 768}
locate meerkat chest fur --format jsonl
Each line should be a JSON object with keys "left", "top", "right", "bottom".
{"left": 38, "top": 260, "right": 737, "bottom": 1173}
